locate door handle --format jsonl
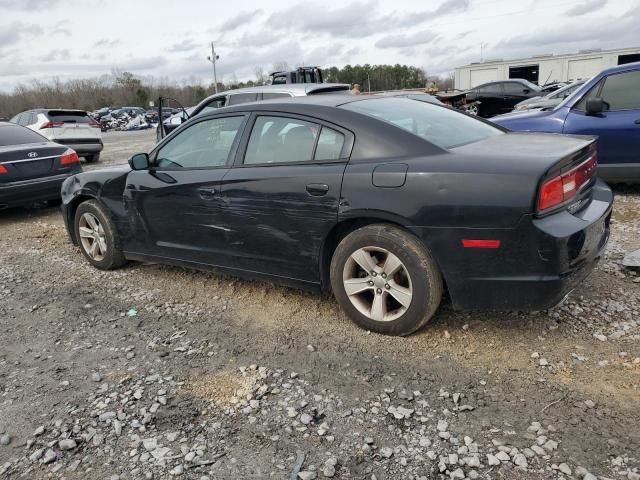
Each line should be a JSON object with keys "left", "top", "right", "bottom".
{"left": 306, "top": 183, "right": 329, "bottom": 196}
{"left": 635, "top": 118, "right": 640, "bottom": 124}
{"left": 198, "top": 187, "right": 217, "bottom": 199}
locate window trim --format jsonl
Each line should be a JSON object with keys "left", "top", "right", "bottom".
{"left": 150, "top": 114, "right": 249, "bottom": 171}
{"left": 232, "top": 111, "right": 354, "bottom": 168}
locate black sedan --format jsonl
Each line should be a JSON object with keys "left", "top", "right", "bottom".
{"left": 1, "top": 122, "right": 81, "bottom": 210}
{"left": 60, "top": 96, "right": 612, "bottom": 336}
{"left": 465, "top": 79, "right": 543, "bottom": 117}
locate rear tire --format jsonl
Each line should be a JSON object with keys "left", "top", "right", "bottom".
{"left": 330, "top": 224, "right": 443, "bottom": 336}
{"left": 74, "top": 200, "right": 126, "bottom": 270}
{"left": 85, "top": 153, "right": 100, "bottom": 163}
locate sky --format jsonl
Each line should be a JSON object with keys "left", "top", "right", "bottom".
{"left": 0, "top": 0, "right": 639, "bottom": 92}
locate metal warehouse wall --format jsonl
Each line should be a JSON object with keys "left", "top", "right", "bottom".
{"left": 454, "top": 47, "right": 640, "bottom": 90}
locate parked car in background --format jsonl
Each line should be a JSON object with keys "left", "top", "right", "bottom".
{"left": 157, "top": 82, "right": 351, "bottom": 140}
{"left": 465, "top": 79, "right": 543, "bottom": 117}
{"left": 10, "top": 109, "right": 103, "bottom": 163}
{"left": 62, "top": 95, "right": 611, "bottom": 336}
{"left": 493, "top": 62, "right": 640, "bottom": 182}
{"left": 0, "top": 121, "right": 81, "bottom": 209}
{"left": 513, "top": 80, "right": 586, "bottom": 112}
{"left": 540, "top": 82, "right": 568, "bottom": 94}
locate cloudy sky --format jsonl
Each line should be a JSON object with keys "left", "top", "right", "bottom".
{"left": 0, "top": 0, "right": 638, "bottom": 91}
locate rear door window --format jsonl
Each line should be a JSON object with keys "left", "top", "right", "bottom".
{"left": 227, "top": 93, "right": 258, "bottom": 106}
{"left": 261, "top": 92, "right": 292, "bottom": 100}
{"left": 244, "top": 116, "right": 319, "bottom": 165}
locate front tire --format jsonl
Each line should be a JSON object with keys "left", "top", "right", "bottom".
{"left": 74, "top": 200, "right": 126, "bottom": 270}
{"left": 330, "top": 224, "right": 443, "bottom": 336}
{"left": 85, "top": 153, "right": 100, "bottom": 163}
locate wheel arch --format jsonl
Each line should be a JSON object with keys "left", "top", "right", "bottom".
{"left": 319, "top": 213, "right": 449, "bottom": 296}
{"left": 65, "top": 193, "right": 99, "bottom": 245}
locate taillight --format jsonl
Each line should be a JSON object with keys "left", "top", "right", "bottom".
{"left": 40, "top": 121, "right": 64, "bottom": 129}
{"left": 89, "top": 118, "right": 101, "bottom": 128}
{"left": 0, "top": 164, "right": 8, "bottom": 174}
{"left": 60, "top": 149, "right": 79, "bottom": 166}
{"left": 538, "top": 147, "right": 598, "bottom": 212}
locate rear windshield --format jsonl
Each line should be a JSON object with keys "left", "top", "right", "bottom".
{"left": 47, "top": 110, "right": 90, "bottom": 123}
{"left": 0, "top": 125, "right": 48, "bottom": 146}
{"left": 341, "top": 97, "right": 504, "bottom": 149}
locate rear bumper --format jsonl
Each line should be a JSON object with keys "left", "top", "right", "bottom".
{"left": 55, "top": 140, "right": 103, "bottom": 155}
{"left": 0, "top": 172, "right": 76, "bottom": 208}
{"left": 414, "top": 179, "right": 613, "bottom": 311}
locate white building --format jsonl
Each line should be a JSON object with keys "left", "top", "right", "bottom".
{"left": 454, "top": 47, "right": 640, "bottom": 90}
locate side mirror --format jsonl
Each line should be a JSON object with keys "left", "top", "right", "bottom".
{"left": 170, "top": 116, "right": 182, "bottom": 126}
{"left": 129, "top": 152, "right": 150, "bottom": 170}
{"left": 585, "top": 97, "right": 604, "bottom": 115}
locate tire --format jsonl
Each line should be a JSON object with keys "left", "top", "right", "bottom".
{"left": 74, "top": 199, "right": 126, "bottom": 270}
{"left": 330, "top": 224, "right": 443, "bottom": 336}
{"left": 85, "top": 153, "right": 100, "bottom": 163}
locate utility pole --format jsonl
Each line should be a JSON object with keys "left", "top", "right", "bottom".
{"left": 367, "top": 73, "right": 371, "bottom": 94}
{"left": 207, "top": 42, "right": 219, "bottom": 93}
{"left": 480, "top": 42, "right": 487, "bottom": 62}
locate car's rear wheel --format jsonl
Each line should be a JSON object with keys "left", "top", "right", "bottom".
{"left": 74, "top": 200, "right": 126, "bottom": 270}
{"left": 85, "top": 153, "right": 100, "bottom": 163}
{"left": 330, "top": 224, "right": 443, "bottom": 336}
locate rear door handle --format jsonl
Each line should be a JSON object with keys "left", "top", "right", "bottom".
{"left": 198, "top": 187, "right": 217, "bottom": 199}
{"left": 306, "top": 183, "right": 329, "bottom": 196}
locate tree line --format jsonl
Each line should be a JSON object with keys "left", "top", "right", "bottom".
{"left": 0, "top": 65, "right": 452, "bottom": 118}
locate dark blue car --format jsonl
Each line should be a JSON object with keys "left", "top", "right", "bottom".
{"left": 493, "top": 62, "right": 640, "bottom": 182}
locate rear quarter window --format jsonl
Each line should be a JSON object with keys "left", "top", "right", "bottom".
{"left": 341, "top": 97, "right": 504, "bottom": 150}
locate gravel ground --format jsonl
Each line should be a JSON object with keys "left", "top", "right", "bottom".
{"left": 0, "top": 130, "right": 639, "bottom": 480}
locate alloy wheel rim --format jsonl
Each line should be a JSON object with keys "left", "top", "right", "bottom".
{"left": 78, "top": 213, "right": 107, "bottom": 261}
{"left": 342, "top": 246, "right": 413, "bottom": 322}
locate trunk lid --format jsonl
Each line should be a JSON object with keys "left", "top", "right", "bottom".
{"left": 452, "top": 132, "right": 597, "bottom": 177}
{"left": 0, "top": 143, "right": 68, "bottom": 182}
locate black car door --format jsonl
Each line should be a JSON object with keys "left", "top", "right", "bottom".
{"left": 124, "top": 114, "right": 248, "bottom": 264}
{"left": 217, "top": 113, "right": 353, "bottom": 284}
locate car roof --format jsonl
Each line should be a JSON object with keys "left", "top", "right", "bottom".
{"left": 196, "top": 83, "right": 351, "bottom": 104}
{"left": 599, "top": 60, "right": 640, "bottom": 76}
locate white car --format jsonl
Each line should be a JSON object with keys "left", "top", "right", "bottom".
{"left": 10, "top": 109, "right": 103, "bottom": 162}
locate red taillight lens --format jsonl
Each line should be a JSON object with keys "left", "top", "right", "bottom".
{"left": 89, "top": 118, "right": 101, "bottom": 128}
{"left": 60, "top": 149, "right": 79, "bottom": 166}
{"left": 538, "top": 149, "right": 598, "bottom": 212}
{"left": 0, "top": 164, "right": 8, "bottom": 174}
{"left": 40, "top": 121, "right": 64, "bottom": 129}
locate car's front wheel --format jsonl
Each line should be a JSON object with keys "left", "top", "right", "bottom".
{"left": 85, "top": 153, "right": 100, "bottom": 163}
{"left": 74, "top": 200, "right": 126, "bottom": 270}
{"left": 330, "top": 224, "right": 443, "bottom": 336}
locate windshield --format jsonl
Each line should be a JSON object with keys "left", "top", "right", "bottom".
{"left": 341, "top": 97, "right": 504, "bottom": 149}
{"left": 521, "top": 79, "right": 542, "bottom": 92}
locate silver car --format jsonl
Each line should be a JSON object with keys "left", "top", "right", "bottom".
{"left": 159, "top": 83, "right": 351, "bottom": 140}
{"left": 513, "top": 80, "right": 586, "bottom": 112}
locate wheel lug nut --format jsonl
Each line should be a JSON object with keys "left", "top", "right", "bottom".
{"left": 376, "top": 288, "right": 382, "bottom": 294}
{"left": 368, "top": 281, "right": 374, "bottom": 286}
{"left": 385, "top": 284, "right": 390, "bottom": 289}
{"left": 371, "top": 271, "right": 377, "bottom": 277}
{"left": 381, "top": 273, "right": 387, "bottom": 279}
